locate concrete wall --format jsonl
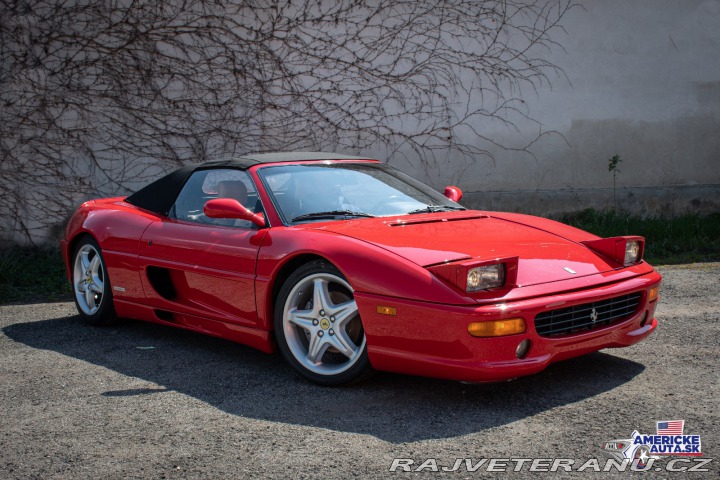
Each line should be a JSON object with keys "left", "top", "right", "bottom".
{"left": 399, "top": 0, "right": 720, "bottom": 216}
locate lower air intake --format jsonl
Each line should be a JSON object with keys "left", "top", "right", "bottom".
{"left": 535, "top": 292, "right": 642, "bottom": 337}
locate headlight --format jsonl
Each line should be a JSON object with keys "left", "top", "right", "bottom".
{"left": 624, "top": 240, "right": 641, "bottom": 265}
{"left": 582, "top": 236, "right": 644, "bottom": 267}
{"left": 466, "top": 264, "right": 505, "bottom": 291}
{"left": 427, "top": 257, "right": 518, "bottom": 294}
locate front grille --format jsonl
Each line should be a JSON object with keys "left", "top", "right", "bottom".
{"left": 535, "top": 292, "right": 642, "bottom": 337}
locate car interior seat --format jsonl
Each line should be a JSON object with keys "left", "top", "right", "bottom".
{"left": 216, "top": 180, "right": 249, "bottom": 208}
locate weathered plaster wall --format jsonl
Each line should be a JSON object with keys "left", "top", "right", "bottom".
{"left": 401, "top": 0, "right": 720, "bottom": 215}
{"left": 5, "top": 0, "right": 719, "bottom": 244}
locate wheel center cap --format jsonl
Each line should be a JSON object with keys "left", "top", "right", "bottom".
{"left": 320, "top": 318, "right": 330, "bottom": 330}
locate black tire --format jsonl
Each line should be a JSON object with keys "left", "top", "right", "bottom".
{"left": 274, "top": 260, "right": 373, "bottom": 386}
{"left": 71, "top": 236, "right": 118, "bottom": 326}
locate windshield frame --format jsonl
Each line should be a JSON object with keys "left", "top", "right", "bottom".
{"left": 255, "top": 162, "right": 464, "bottom": 226}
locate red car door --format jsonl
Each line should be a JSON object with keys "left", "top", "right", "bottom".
{"left": 136, "top": 168, "right": 269, "bottom": 328}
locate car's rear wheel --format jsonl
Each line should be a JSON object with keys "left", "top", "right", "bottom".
{"left": 71, "top": 237, "right": 118, "bottom": 326}
{"left": 275, "top": 260, "right": 371, "bottom": 386}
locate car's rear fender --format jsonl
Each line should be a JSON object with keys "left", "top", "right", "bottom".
{"left": 63, "top": 199, "right": 158, "bottom": 303}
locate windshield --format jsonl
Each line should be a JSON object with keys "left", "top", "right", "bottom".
{"left": 257, "top": 163, "right": 464, "bottom": 224}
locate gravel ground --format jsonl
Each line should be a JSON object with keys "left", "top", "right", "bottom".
{"left": 0, "top": 263, "right": 718, "bottom": 479}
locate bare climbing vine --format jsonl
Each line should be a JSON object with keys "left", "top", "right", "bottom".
{"left": 1, "top": 0, "right": 574, "bottom": 243}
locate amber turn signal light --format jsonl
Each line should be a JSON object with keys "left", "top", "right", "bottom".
{"left": 468, "top": 318, "right": 526, "bottom": 337}
{"left": 648, "top": 286, "right": 659, "bottom": 302}
{"left": 376, "top": 306, "right": 397, "bottom": 316}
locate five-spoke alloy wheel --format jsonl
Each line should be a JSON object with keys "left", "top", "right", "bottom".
{"left": 275, "top": 260, "right": 371, "bottom": 385}
{"left": 72, "top": 237, "right": 117, "bottom": 325}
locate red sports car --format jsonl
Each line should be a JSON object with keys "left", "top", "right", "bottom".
{"left": 61, "top": 152, "right": 661, "bottom": 385}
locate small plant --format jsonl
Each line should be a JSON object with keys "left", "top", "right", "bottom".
{"left": 608, "top": 154, "right": 622, "bottom": 211}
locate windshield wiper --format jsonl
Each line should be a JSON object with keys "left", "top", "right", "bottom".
{"left": 291, "top": 210, "right": 375, "bottom": 222}
{"left": 407, "top": 205, "right": 466, "bottom": 214}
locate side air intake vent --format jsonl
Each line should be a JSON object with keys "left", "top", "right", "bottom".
{"left": 146, "top": 266, "right": 177, "bottom": 300}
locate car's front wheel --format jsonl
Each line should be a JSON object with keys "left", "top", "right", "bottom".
{"left": 274, "top": 260, "right": 371, "bottom": 386}
{"left": 71, "top": 236, "right": 118, "bottom": 326}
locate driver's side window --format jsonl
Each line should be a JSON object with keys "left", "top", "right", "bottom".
{"left": 170, "top": 169, "right": 262, "bottom": 228}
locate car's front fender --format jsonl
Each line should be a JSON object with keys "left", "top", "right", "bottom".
{"left": 254, "top": 227, "right": 476, "bottom": 331}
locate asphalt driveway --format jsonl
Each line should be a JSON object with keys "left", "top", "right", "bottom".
{"left": 0, "top": 264, "right": 717, "bottom": 478}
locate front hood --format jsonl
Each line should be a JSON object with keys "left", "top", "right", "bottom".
{"left": 310, "top": 211, "right": 617, "bottom": 287}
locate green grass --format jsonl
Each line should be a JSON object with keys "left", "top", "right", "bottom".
{"left": 0, "top": 247, "right": 72, "bottom": 304}
{"left": 556, "top": 209, "right": 720, "bottom": 265}
{"left": 1, "top": 210, "right": 719, "bottom": 304}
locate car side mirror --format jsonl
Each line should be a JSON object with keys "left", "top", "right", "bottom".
{"left": 204, "top": 198, "right": 266, "bottom": 227}
{"left": 444, "top": 186, "right": 463, "bottom": 203}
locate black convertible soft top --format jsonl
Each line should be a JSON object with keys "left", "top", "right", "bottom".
{"left": 124, "top": 152, "right": 375, "bottom": 216}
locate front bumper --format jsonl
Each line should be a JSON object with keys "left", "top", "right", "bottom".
{"left": 356, "top": 271, "right": 661, "bottom": 382}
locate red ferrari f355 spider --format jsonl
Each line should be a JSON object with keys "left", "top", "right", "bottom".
{"left": 61, "top": 152, "right": 661, "bottom": 385}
